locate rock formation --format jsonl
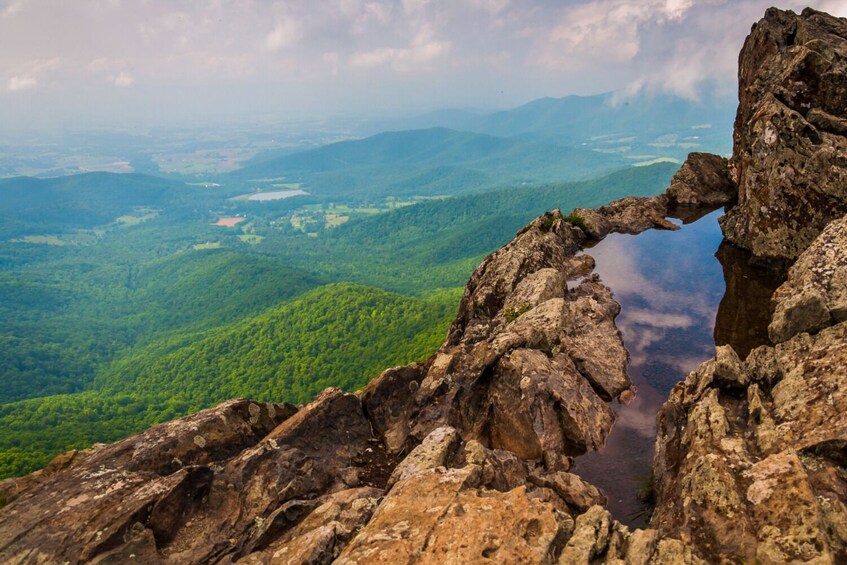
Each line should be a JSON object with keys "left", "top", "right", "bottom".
{"left": 1, "top": 6, "right": 846, "bottom": 565}
{"left": 721, "top": 7, "right": 847, "bottom": 261}
{"left": 648, "top": 8, "right": 847, "bottom": 563}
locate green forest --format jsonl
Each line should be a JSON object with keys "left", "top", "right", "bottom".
{"left": 0, "top": 125, "right": 680, "bottom": 479}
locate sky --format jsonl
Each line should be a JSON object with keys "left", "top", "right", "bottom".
{"left": 1, "top": 0, "right": 846, "bottom": 132}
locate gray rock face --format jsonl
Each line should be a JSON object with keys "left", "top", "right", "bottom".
{"left": 769, "top": 214, "right": 847, "bottom": 342}
{"left": 652, "top": 327, "right": 847, "bottom": 563}
{"left": 720, "top": 8, "right": 847, "bottom": 261}
{"left": 666, "top": 152, "right": 735, "bottom": 208}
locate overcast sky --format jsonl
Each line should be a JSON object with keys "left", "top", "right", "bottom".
{"left": 1, "top": 0, "right": 845, "bottom": 132}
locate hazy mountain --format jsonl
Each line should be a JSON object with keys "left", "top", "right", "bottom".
{"left": 385, "top": 92, "right": 737, "bottom": 162}
{"left": 231, "top": 127, "right": 624, "bottom": 199}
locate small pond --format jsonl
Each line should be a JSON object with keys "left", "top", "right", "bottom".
{"left": 571, "top": 208, "right": 783, "bottom": 528}
{"left": 248, "top": 189, "right": 309, "bottom": 201}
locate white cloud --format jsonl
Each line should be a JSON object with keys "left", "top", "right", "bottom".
{"left": 464, "top": 0, "right": 511, "bottom": 14}
{"left": 8, "top": 74, "right": 37, "bottom": 91}
{"left": 816, "top": 0, "right": 847, "bottom": 17}
{"left": 540, "top": 0, "right": 704, "bottom": 70}
{"left": 265, "top": 17, "right": 303, "bottom": 52}
{"left": 0, "top": 0, "right": 843, "bottom": 127}
{"left": 1, "top": 1, "right": 22, "bottom": 18}
{"left": 349, "top": 24, "right": 450, "bottom": 70}
{"left": 113, "top": 71, "right": 134, "bottom": 87}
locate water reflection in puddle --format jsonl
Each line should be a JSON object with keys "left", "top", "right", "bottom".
{"left": 571, "top": 209, "right": 782, "bottom": 528}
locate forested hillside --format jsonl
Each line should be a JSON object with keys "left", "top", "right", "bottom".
{"left": 0, "top": 143, "right": 677, "bottom": 479}
{"left": 0, "top": 284, "right": 459, "bottom": 478}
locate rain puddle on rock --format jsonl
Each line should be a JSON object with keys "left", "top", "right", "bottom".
{"left": 571, "top": 208, "right": 783, "bottom": 528}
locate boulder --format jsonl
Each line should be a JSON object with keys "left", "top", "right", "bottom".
{"left": 769, "top": 214, "right": 847, "bottom": 342}
{"left": 666, "top": 152, "right": 735, "bottom": 208}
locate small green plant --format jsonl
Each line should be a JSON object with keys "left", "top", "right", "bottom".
{"left": 562, "top": 213, "right": 587, "bottom": 231}
{"left": 504, "top": 303, "right": 532, "bottom": 323}
{"left": 541, "top": 216, "right": 558, "bottom": 231}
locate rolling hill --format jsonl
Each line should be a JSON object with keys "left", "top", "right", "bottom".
{"left": 231, "top": 127, "right": 624, "bottom": 199}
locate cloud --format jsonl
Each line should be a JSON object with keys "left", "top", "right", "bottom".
{"left": 265, "top": 17, "right": 303, "bottom": 52}
{"left": 0, "top": 0, "right": 843, "bottom": 127}
{"left": 113, "top": 71, "right": 134, "bottom": 87}
{"left": 539, "top": 0, "right": 704, "bottom": 70}
{"left": 816, "top": 0, "right": 847, "bottom": 17}
{"left": 7, "top": 74, "right": 37, "bottom": 91}
{"left": 349, "top": 25, "right": 450, "bottom": 70}
{"left": 464, "top": 0, "right": 511, "bottom": 14}
{"left": 0, "top": 1, "right": 22, "bottom": 18}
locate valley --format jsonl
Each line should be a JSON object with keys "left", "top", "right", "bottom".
{"left": 0, "top": 95, "right": 729, "bottom": 478}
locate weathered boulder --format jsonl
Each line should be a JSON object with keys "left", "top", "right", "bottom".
{"left": 666, "top": 152, "right": 735, "bottom": 208}
{"left": 0, "top": 398, "right": 296, "bottom": 564}
{"left": 572, "top": 195, "right": 678, "bottom": 240}
{"left": 652, "top": 326, "right": 847, "bottom": 563}
{"left": 235, "top": 487, "right": 381, "bottom": 564}
{"left": 721, "top": 8, "right": 847, "bottom": 261}
{"left": 386, "top": 426, "right": 460, "bottom": 488}
{"left": 769, "top": 214, "right": 847, "bottom": 342}
{"left": 336, "top": 466, "right": 567, "bottom": 564}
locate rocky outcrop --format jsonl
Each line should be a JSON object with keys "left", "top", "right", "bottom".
{"left": 651, "top": 320, "right": 847, "bottom": 563}
{"left": 651, "top": 224, "right": 847, "bottom": 562}
{"left": 721, "top": 7, "right": 847, "bottom": 261}
{"left": 769, "top": 214, "right": 847, "bottom": 342}
{"left": 665, "top": 152, "right": 735, "bottom": 208}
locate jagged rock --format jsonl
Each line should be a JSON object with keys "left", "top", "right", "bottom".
{"left": 666, "top": 152, "right": 735, "bottom": 208}
{"left": 528, "top": 471, "right": 607, "bottom": 513}
{"left": 562, "top": 282, "right": 629, "bottom": 399}
{"left": 721, "top": 8, "right": 847, "bottom": 261}
{"left": 446, "top": 209, "right": 582, "bottom": 346}
{"left": 745, "top": 452, "right": 834, "bottom": 563}
{"left": 386, "top": 426, "right": 460, "bottom": 488}
{"left": 0, "top": 399, "right": 295, "bottom": 564}
{"left": 0, "top": 447, "right": 92, "bottom": 506}
{"left": 461, "top": 440, "right": 530, "bottom": 491}
{"left": 557, "top": 505, "right": 615, "bottom": 563}
{"left": 336, "top": 466, "right": 566, "bottom": 564}
{"left": 712, "top": 344, "right": 748, "bottom": 389}
{"left": 769, "top": 214, "right": 847, "bottom": 342}
{"left": 572, "top": 195, "right": 678, "bottom": 241}
{"left": 769, "top": 322, "right": 847, "bottom": 451}
{"left": 652, "top": 322, "right": 847, "bottom": 562}
{"left": 236, "top": 487, "right": 381, "bottom": 564}
{"left": 359, "top": 361, "right": 429, "bottom": 453}
{"left": 406, "top": 214, "right": 629, "bottom": 467}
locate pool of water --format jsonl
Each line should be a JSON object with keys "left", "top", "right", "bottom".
{"left": 571, "top": 209, "right": 782, "bottom": 528}
{"left": 248, "top": 189, "right": 308, "bottom": 201}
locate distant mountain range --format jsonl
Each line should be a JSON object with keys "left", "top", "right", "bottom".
{"left": 232, "top": 92, "right": 735, "bottom": 199}
{"left": 232, "top": 127, "right": 624, "bottom": 198}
